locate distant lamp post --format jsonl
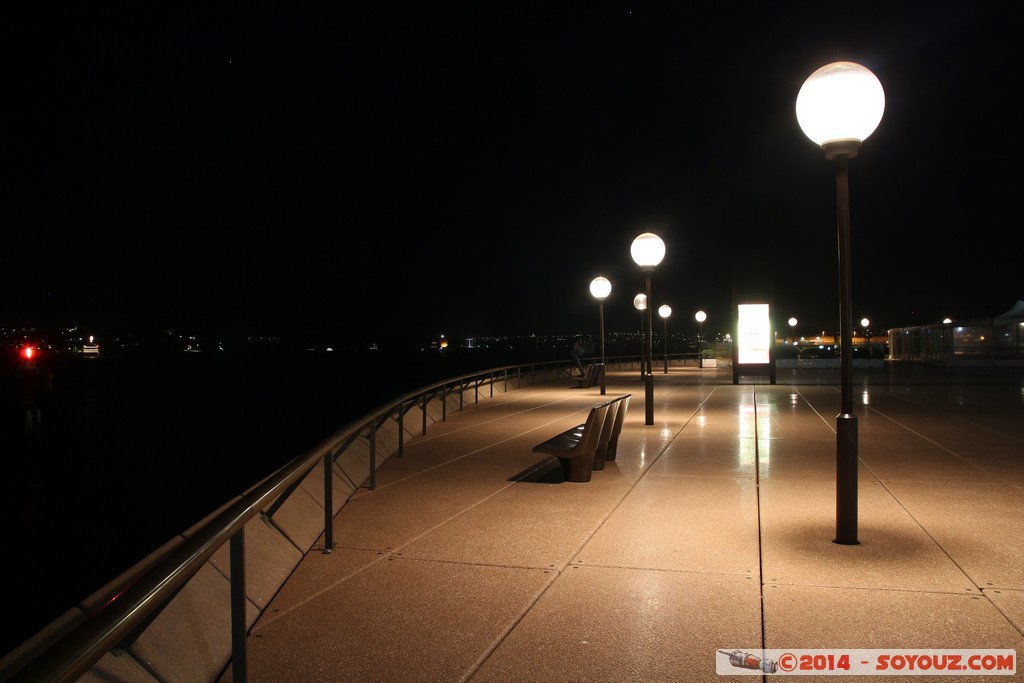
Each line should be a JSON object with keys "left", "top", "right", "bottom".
{"left": 797, "top": 60, "right": 884, "bottom": 546}
{"left": 695, "top": 310, "right": 707, "bottom": 364}
{"left": 658, "top": 305, "right": 672, "bottom": 373}
{"left": 633, "top": 293, "right": 648, "bottom": 381}
{"left": 789, "top": 317, "right": 798, "bottom": 344}
{"left": 631, "top": 232, "right": 666, "bottom": 425}
{"left": 590, "top": 276, "right": 612, "bottom": 395}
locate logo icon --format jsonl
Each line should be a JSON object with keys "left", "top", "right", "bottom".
{"left": 719, "top": 650, "right": 779, "bottom": 674}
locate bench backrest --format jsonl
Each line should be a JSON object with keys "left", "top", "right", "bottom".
{"left": 592, "top": 399, "right": 618, "bottom": 465}
{"left": 579, "top": 402, "right": 609, "bottom": 454}
{"left": 606, "top": 394, "right": 630, "bottom": 461}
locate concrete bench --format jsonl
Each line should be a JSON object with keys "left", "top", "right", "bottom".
{"left": 532, "top": 394, "right": 630, "bottom": 482}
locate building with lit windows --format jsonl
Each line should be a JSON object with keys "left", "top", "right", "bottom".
{"left": 887, "top": 299, "right": 1024, "bottom": 366}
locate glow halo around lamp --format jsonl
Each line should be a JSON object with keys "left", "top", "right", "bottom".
{"left": 589, "top": 276, "right": 611, "bottom": 300}
{"left": 796, "top": 61, "right": 884, "bottom": 159}
{"left": 630, "top": 232, "right": 666, "bottom": 270}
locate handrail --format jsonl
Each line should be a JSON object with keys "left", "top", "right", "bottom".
{"left": 3, "top": 358, "right": 588, "bottom": 683}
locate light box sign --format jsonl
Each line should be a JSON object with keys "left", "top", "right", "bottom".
{"left": 737, "top": 303, "right": 771, "bottom": 364}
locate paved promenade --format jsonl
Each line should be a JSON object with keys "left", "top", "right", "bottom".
{"left": 224, "top": 363, "right": 1024, "bottom": 682}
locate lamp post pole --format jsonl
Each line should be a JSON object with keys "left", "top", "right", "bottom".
{"left": 797, "top": 60, "right": 884, "bottom": 545}
{"left": 644, "top": 272, "right": 654, "bottom": 421}
{"left": 789, "top": 317, "right": 798, "bottom": 344}
{"left": 695, "top": 310, "right": 706, "bottom": 366}
{"left": 631, "top": 232, "right": 666, "bottom": 426}
{"left": 590, "top": 277, "right": 611, "bottom": 396}
{"left": 659, "top": 305, "right": 672, "bottom": 373}
{"left": 633, "top": 293, "right": 647, "bottom": 382}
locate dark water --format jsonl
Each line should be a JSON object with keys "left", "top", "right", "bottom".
{"left": 0, "top": 345, "right": 522, "bottom": 657}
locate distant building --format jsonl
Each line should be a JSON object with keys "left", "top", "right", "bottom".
{"left": 887, "top": 300, "right": 1024, "bottom": 366}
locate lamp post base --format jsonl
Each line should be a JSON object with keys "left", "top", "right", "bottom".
{"left": 644, "top": 373, "right": 654, "bottom": 425}
{"left": 834, "top": 412, "right": 859, "bottom": 545}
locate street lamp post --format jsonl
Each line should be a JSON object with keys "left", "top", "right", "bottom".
{"left": 789, "top": 317, "right": 798, "bottom": 344}
{"left": 797, "top": 60, "right": 884, "bottom": 545}
{"left": 658, "top": 305, "right": 672, "bottom": 373}
{"left": 590, "top": 276, "right": 612, "bottom": 396}
{"left": 695, "top": 310, "right": 707, "bottom": 365}
{"left": 631, "top": 232, "right": 666, "bottom": 426}
{"left": 633, "top": 293, "right": 647, "bottom": 382}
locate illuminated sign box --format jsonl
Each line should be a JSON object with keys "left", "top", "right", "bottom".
{"left": 733, "top": 303, "right": 776, "bottom": 384}
{"left": 737, "top": 303, "right": 771, "bottom": 364}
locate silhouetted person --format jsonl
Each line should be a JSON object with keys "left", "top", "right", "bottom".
{"left": 571, "top": 338, "right": 585, "bottom": 376}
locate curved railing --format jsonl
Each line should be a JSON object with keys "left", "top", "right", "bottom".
{"left": 3, "top": 359, "right": 598, "bottom": 682}
{"left": 1, "top": 353, "right": 702, "bottom": 682}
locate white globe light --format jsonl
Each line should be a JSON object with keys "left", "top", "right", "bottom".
{"left": 589, "top": 276, "right": 611, "bottom": 300}
{"left": 630, "top": 232, "right": 666, "bottom": 269}
{"left": 659, "top": 304, "right": 672, "bottom": 319}
{"left": 796, "top": 61, "right": 884, "bottom": 153}
{"left": 788, "top": 317, "right": 798, "bottom": 327}
{"left": 695, "top": 310, "right": 707, "bottom": 323}
{"left": 633, "top": 293, "right": 647, "bottom": 311}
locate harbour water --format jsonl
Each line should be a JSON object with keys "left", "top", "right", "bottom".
{"left": 0, "top": 342, "right": 528, "bottom": 658}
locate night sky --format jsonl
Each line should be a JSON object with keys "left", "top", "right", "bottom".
{"left": 4, "top": 2, "right": 1021, "bottom": 347}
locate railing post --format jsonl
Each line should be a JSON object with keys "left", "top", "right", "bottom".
{"left": 421, "top": 393, "right": 427, "bottom": 435}
{"left": 323, "top": 452, "right": 333, "bottom": 553}
{"left": 369, "top": 423, "right": 376, "bottom": 491}
{"left": 230, "top": 529, "right": 248, "bottom": 683}
{"left": 398, "top": 403, "right": 404, "bottom": 458}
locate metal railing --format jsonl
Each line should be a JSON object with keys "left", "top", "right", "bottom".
{"left": 3, "top": 359, "right": 596, "bottom": 682}
{"left": 3, "top": 353, "right": 707, "bottom": 682}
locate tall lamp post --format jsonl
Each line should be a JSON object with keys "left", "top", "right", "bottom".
{"left": 789, "top": 317, "right": 798, "bottom": 344}
{"left": 695, "top": 310, "right": 707, "bottom": 364}
{"left": 797, "top": 60, "right": 884, "bottom": 545}
{"left": 590, "top": 276, "right": 612, "bottom": 396}
{"left": 658, "top": 305, "right": 672, "bottom": 373}
{"left": 633, "top": 293, "right": 647, "bottom": 381}
{"left": 631, "top": 232, "right": 666, "bottom": 426}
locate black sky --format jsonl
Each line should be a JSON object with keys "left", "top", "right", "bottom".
{"left": 3, "top": 2, "right": 1021, "bottom": 346}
